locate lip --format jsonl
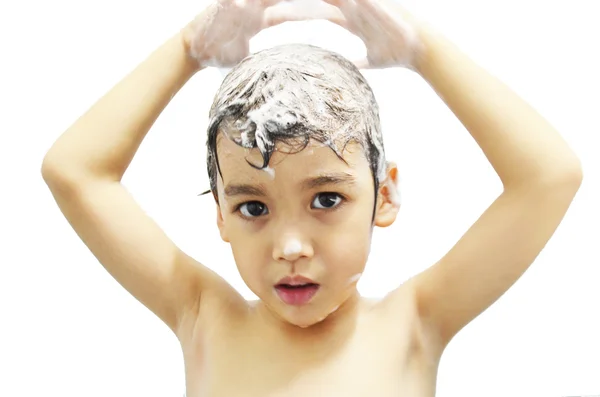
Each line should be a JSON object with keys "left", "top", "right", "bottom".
{"left": 276, "top": 275, "right": 318, "bottom": 286}
{"left": 275, "top": 284, "right": 320, "bottom": 306}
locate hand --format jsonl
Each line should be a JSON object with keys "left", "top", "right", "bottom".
{"left": 322, "top": 0, "right": 424, "bottom": 69}
{"left": 181, "top": 0, "right": 344, "bottom": 69}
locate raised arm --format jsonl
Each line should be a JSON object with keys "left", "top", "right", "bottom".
{"left": 40, "top": 0, "right": 305, "bottom": 335}
{"left": 324, "top": 0, "right": 583, "bottom": 352}
{"left": 40, "top": 30, "right": 220, "bottom": 335}
{"left": 408, "top": 25, "right": 582, "bottom": 349}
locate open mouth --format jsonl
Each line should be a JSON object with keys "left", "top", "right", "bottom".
{"left": 274, "top": 283, "right": 320, "bottom": 305}
{"left": 277, "top": 283, "right": 319, "bottom": 289}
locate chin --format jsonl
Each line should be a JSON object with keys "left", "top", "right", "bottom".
{"left": 264, "top": 292, "right": 341, "bottom": 329}
{"left": 283, "top": 309, "right": 330, "bottom": 329}
{"left": 289, "top": 317, "right": 321, "bottom": 329}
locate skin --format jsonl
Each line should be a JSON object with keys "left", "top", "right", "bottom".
{"left": 41, "top": 0, "right": 583, "bottom": 395}
{"left": 214, "top": 136, "right": 399, "bottom": 329}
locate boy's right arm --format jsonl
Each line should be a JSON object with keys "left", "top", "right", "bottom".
{"left": 41, "top": 174, "right": 229, "bottom": 335}
{"left": 41, "top": 0, "right": 329, "bottom": 335}
{"left": 41, "top": 30, "right": 227, "bottom": 336}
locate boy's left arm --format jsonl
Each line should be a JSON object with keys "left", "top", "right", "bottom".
{"left": 403, "top": 25, "right": 583, "bottom": 350}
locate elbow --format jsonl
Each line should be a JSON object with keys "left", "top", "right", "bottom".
{"left": 41, "top": 154, "right": 68, "bottom": 183}
{"left": 41, "top": 155, "right": 59, "bottom": 182}
{"left": 537, "top": 162, "right": 583, "bottom": 191}
{"left": 552, "top": 158, "right": 584, "bottom": 187}
{"left": 539, "top": 161, "right": 583, "bottom": 194}
{"left": 41, "top": 154, "right": 85, "bottom": 188}
{"left": 41, "top": 156, "right": 67, "bottom": 192}
{"left": 505, "top": 158, "right": 584, "bottom": 193}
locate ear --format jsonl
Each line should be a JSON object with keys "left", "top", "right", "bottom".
{"left": 214, "top": 193, "right": 230, "bottom": 243}
{"left": 374, "top": 162, "right": 401, "bottom": 228}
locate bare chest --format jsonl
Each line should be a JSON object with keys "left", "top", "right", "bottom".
{"left": 182, "top": 305, "right": 438, "bottom": 397}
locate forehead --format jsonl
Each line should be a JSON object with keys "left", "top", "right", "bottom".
{"left": 215, "top": 135, "right": 372, "bottom": 189}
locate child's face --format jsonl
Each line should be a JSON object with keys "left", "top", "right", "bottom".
{"left": 214, "top": 135, "right": 398, "bottom": 328}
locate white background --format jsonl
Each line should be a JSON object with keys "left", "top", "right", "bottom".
{"left": 1, "top": 0, "right": 599, "bottom": 396}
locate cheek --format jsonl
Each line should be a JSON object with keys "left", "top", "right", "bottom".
{"left": 327, "top": 229, "right": 371, "bottom": 260}
{"left": 228, "top": 226, "right": 269, "bottom": 280}
{"left": 230, "top": 244, "right": 263, "bottom": 293}
{"left": 322, "top": 240, "right": 369, "bottom": 291}
{"left": 319, "top": 209, "right": 373, "bottom": 275}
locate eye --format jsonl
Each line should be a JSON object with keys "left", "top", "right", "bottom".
{"left": 239, "top": 201, "right": 268, "bottom": 218}
{"left": 312, "top": 193, "right": 343, "bottom": 210}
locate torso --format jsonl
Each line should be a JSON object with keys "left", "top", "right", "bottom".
{"left": 178, "top": 283, "right": 442, "bottom": 397}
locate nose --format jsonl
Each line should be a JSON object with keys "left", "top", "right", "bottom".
{"left": 273, "top": 235, "right": 314, "bottom": 263}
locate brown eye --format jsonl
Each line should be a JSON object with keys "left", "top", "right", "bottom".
{"left": 312, "top": 193, "right": 342, "bottom": 209}
{"left": 240, "top": 201, "right": 268, "bottom": 217}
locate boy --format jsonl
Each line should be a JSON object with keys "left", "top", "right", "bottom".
{"left": 41, "top": 0, "right": 583, "bottom": 396}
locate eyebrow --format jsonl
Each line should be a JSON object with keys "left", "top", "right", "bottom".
{"left": 300, "top": 172, "right": 356, "bottom": 190}
{"left": 223, "top": 172, "right": 356, "bottom": 198}
{"left": 224, "top": 184, "right": 267, "bottom": 198}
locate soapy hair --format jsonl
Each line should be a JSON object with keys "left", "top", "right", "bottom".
{"left": 205, "top": 43, "right": 386, "bottom": 198}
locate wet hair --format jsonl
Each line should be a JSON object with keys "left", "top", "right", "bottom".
{"left": 204, "top": 43, "right": 386, "bottom": 205}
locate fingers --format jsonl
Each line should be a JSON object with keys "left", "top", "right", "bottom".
{"left": 321, "top": 0, "right": 361, "bottom": 9}
{"left": 263, "top": 15, "right": 347, "bottom": 29}
{"left": 352, "top": 57, "right": 371, "bottom": 69}
{"left": 219, "top": 0, "right": 283, "bottom": 8}
{"left": 352, "top": 0, "right": 380, "bottom": 13}
{"left": 264, "top": 15, "right": 348, "bottom": 29}
{"left": 262, "top": 4, "right": 348, "bottom": 29}
{"left": 262, "top": 5, "right": 310, "bottom": 28}
{"left": 325, "top": 14, "right": 348, "bottom": 28}
{"left": 319, "top": 6, "right": 349, "bottom": 28}
{"left": 262, "top": 13, "right": 305, "bottom": 28}
{"left": 321, "top": 0, "right": 353, "bottom": 7}
{"left": 260, "top": 0, "right": 286, "bottom": 7}
{"left": 326, "top": 0, "right": 376, "bottom": 5}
